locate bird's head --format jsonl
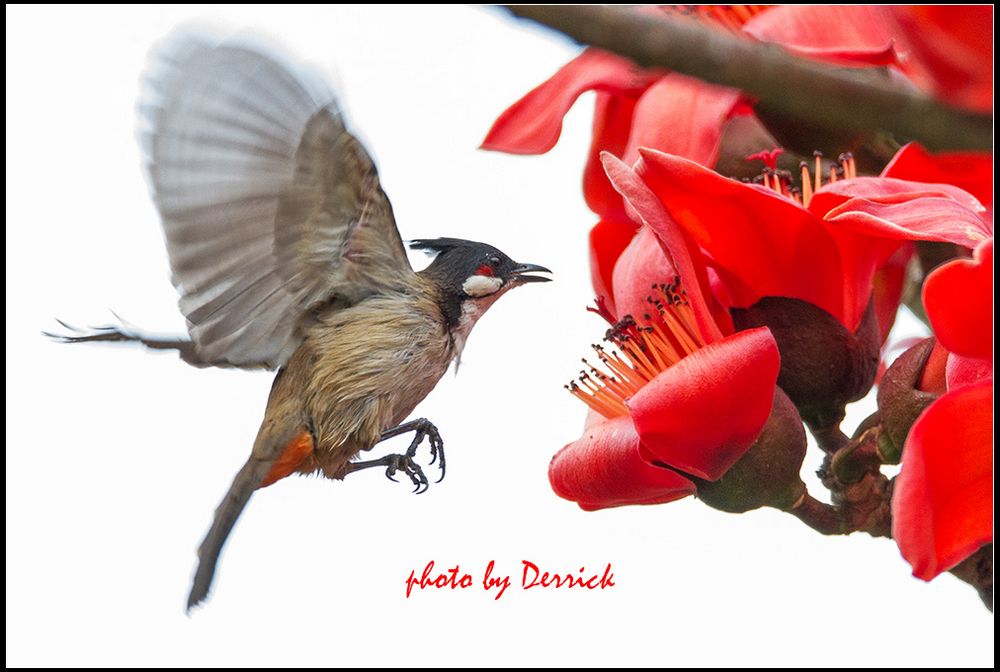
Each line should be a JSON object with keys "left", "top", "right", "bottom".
{"left": 411, "top": 238, "right": 551, "bottom": 327}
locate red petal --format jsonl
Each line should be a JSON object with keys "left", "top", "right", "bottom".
{"left": 481, "top": 49, "right": 658, "bottom": 155}
{"left": 822, "top": 194, "right": 991, "bottom": 330}
{"left": 622, "top": 73, "right": 744, "bottom": 168}
{"left": 826, "top": 194, "right": 991, "bottom": 249}
{"left": 626, "top": 327, "right": 780, "bottom": 481}
{"left": 548, "top": 416, "right": 696, "bottom": 511}
{"left": 892, "top": 379, "right": 994, "bottom": 580}
{"left": 888, "top": 6, "right": 993, "bottom": 113}
{"left": 872, "top": 244, "right": 912, "bottom": 344}
{"left": 743, "top": 5, "right": 899, "bottom": 66}
{"left": 881, "top": 143, "right": 993, "bottom": 207}
{"left": 582, "top": 93, "right": 638, "bottom": 219}
{"left": 602, "top": 152, "right": 726, "bottom": 343}
{"left": 924, "top": 240, "right": 994, "bottom": 362}
{"left": 946, "top": 354, "right": 993, "bottom": 391}
{"left": 810, "top": 176, "right": 987, "bottom": 219}
{"left": 632, "top": 149, "right": 847, "bottom": 326}
{"left": 917, "top": 341, "right": 950, "bottom": 395}
{"left": 611, "top": 226, "right": 673, "bottom": 323}
{"left": 589, "top": 218, "right": 638, "bottom": 318}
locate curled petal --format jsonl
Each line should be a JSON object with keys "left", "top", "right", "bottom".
{"left": 810, "top": 176, "right": 987, "bottom": 219}
{"left": 743, "top": 5, "right": 899, "bottom": 66}
{"left": 481, "top": 49, "right": 657, "bottom": 155}
{"left": 924, "top": 240, "right": 994, "bottom": 361}
{"left": 549, "top": 416, "right": 695, "bottom": 511}
{"left": 892, "top": 379, "right": 994, "bottom": 580}
{"left": 830, "top": 195, "right": 990, "bottom": 240}
{"left": 632, "top": 148, "right": 846, "bottom": 326}
{"left": 611, "top": 226, "right": 674, "bottom": 322}
{"left": 603, "top": 152, "right": 725, "bottom": 343}
{"left": 627, "top": 327, "right": 780, "bottom": 481}
{"left": 881, "top": 143, "right": 993, "bottom": 207}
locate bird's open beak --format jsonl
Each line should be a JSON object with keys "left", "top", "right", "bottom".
{"left": 510, "top": 262, "right": 553, "bottom": 284}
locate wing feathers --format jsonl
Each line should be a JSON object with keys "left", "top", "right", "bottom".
{"left": 140, "top": 30, "right": 413, "bottom": 369}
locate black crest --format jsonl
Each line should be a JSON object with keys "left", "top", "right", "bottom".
{"left": 410, "top": 238, "right": 498, "bottom": 256}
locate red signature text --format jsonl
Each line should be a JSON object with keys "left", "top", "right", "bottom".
{"left": 405, "top": 560, "right": 615, "bottom": 599}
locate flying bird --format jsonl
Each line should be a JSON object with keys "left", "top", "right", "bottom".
{"left": 52, "top": 30, "right": 550, "bottom": 610}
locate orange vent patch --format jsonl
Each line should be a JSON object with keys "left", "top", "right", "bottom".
{"left": 259, "top": 430, "right": 314, "bottom": 489}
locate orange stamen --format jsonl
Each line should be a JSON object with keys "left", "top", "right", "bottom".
{"left": 567, "top": 281, "right": 708, "bottom": 419}
{"left": 800, "top": 162, "right": 813, "bottom": 206}
{"left": 814, "top": 151, "right": 822, "bottom": 195}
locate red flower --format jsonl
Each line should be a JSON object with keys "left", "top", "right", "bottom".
{"left": 614, "top": 146, "right": 991, "bottom": 426}
{"left": 482, "top": 6, "right": 909, "bottom": 315}
{"left": 892, "top": 240, "right": 993, "bottom": 580}
{"left": 550, "top": 154, "right": 782, "bottom": 510}
{"left": 872, "top": 142, "right": 993, "bottom": 343}
{"left": 633, "top": 148, "right": 990, "bottom": 333}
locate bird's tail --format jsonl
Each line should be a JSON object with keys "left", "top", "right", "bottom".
{"left": 187, "top": 456, "right": 267, "bottom": 612}
{"left": 187, "top": 418, "right": 314, "bottom": 611}
{"left": 44, "top": 317, "right": 213, "bottom": 368}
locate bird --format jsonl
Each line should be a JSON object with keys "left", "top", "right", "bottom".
{"left": 50, "top": 29, "right": 551, "bottom": 610}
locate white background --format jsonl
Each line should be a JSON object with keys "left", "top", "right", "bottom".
{"left": 6, "top": 5, "right": 993, "bottom": 667}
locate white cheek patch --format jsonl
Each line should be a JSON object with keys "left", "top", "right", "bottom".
{"left": 462, "top": 274, "right": 503, "bottom": 298}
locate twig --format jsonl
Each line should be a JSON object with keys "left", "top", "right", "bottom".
{"left": 500, "top": 6, "right": 992, "bottom": 152}
{"left": 786, "top": 492, "right": 844, "bottom": 536}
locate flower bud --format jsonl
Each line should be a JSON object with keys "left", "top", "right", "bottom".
{"left": 731, "top": 297, "right": 880, "bottom": 429}
{"left": 694, "top": 388, "right": 807, "bottom": 513}
{"left": 876, "top": 337, "right": 938, "bottom": 463}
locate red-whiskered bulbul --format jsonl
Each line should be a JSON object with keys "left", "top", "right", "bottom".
{"left": 52, "top": 30, "right": 551, "bottom": 610}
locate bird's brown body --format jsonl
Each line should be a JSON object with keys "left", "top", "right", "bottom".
{"left": 261, "top": 280, "right": 457, "bottom": 483}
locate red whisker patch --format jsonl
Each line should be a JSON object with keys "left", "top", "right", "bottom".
{"left": 475, "top": 264, "right": 495, "bottom": 277}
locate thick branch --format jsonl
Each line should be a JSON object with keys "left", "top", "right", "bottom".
{"left": 501, "top": 5, "right": 992, "bottom": 152}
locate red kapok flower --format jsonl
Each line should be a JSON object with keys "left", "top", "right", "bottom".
{"left": 637, "top": 148, "right": 990, "bottom": 331}
{"left": 550, "top": 154, "right": 783, "bottom": 511}
{"left": 892, "top": 238, "right": 993, "bottom": 580}
{"left": 482, "top": 6, "right": 917, "bottom": 324}
{"left": 625, "top": 146, "right": 990, "bottom": 426}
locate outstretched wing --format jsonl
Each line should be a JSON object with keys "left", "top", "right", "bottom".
{"left": 140, "top": 30, "right": 413, "bottom": 369}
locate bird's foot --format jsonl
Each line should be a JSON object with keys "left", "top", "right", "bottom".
{"left": 381, "top": 417, "right": 445, "bottom": 484}
{"left": 349, "top": 453, "right": 429, "bottom": 494}
{"left": 349, "top": 418, "right": 445, "bottom": 493}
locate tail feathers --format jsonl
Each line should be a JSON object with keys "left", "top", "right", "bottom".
{"left": 187, "top": 457, "right": 271, "bottom": 612}
{"left": 45, "top": 317, "right": 220, "bottom": 368}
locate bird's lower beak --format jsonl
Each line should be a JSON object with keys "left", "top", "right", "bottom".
{"left": 510, "top": 262, "right": 553, "bottom": 284}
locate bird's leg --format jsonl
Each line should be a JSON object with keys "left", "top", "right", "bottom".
{"left": 346, "top": 418, "right": 445, "bottom": 494}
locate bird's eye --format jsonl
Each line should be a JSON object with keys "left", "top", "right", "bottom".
{"left": 489, "top": 256, "right": 501, "bottom": 267}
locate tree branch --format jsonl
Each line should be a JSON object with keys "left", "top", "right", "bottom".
{"left": 501, "top": 5, "right": 992, "bottom": 152}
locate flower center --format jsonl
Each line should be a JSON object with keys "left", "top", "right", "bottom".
{"left": 567, "top": 279, "right": 707, "bottom": 419}
{"left": 747, "top": 149, "right": 858, "bottom": 208}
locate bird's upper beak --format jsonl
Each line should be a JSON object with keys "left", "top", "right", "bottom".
{"left": 509, "top": 262, "right": 553, "bottom": 284}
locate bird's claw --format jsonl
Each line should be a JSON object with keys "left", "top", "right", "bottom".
{"left": 353, "top": 417, "right": 446, "bottom": 493}
{"left": 382, "top": 454, "right": 429, "bottom": 494}
{"left": 418, "top": 423, "right": 446, "bottom": 483}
